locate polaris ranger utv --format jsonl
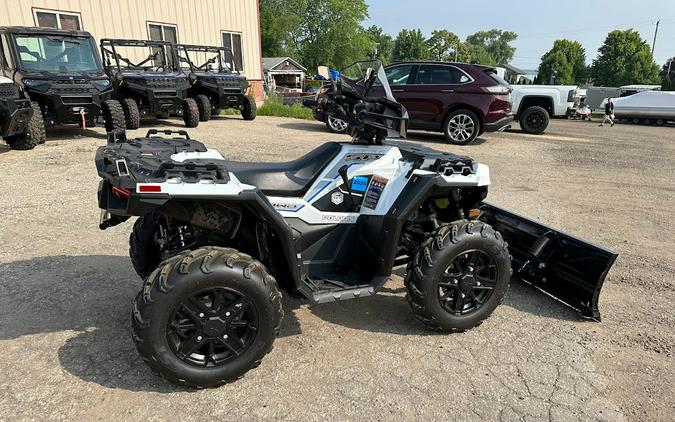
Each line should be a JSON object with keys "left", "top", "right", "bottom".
{"left": 0, "top": 26, "right": 124, "bottom": 137}
{"left": 100, "top": 39, "right": 199, "bottom": 129}
{"left": 176, "top": 44, "right": 256, "bottom": 121}
{"left": 0, "top": 76, "right": 43, "bottom": 150}
{"left": 96, "top": 61, "right": 617, "bottom": 388}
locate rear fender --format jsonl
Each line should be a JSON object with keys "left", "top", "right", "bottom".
{"left": 478, "top": 202, "right": 617, "bottom": 320}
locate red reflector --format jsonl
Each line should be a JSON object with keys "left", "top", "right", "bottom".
{"left": 111, "top": 186, "right": 132, "bottom": 199}
{"left": 139, "top": 185, "right": 162, "bottom": 193}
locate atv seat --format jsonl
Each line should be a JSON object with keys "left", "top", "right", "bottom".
{"left": 226, "top": 142, "right": 342, "bottom": 197}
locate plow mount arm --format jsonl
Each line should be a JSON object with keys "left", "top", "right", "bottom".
{"left": 478, "top": 203, "right": 618, "bottom": 320}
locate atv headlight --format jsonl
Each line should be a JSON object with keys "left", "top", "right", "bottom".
{"left": 22, "top": 78, "right": 50, "bottom": 93}
{"left": 92, "top": 79, "right": 112, "bottom": 91}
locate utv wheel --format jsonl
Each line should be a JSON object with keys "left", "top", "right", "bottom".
{"left": 405, "top": 220, "right": 511, "bottom": 332}
{"left": 325, "top": 113, "right": 349, "bottom": 133}
{"left": 5, "top": 101, "right": 45, "bottom": 150}
{"left": 132, "top": 247, "right": 283, "bottom": 388}
{"left": 196, "top": 95, "right": 212, "bottom": 122}
{"left": 129, "top": 214, "right": 163, "bottom": 280}
{"left": 183, "top": 98, "right": 200, "bottom": 127}
{"left": 443, "top": 109, "right": 480, "bottom": 144}
{"left": 121, "top": 98, "right": 140, "bottom": 129}
{"left": 102, "top": 99, "right": 125, "bottom": 132}
{"left": 241, "top": 96, "right": 257, "bottom": 121}
{"left": 519, "top": 106, "right": 549, "bottom": 134}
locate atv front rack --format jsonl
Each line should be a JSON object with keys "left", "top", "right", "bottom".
{"left": 478, "top": 203, "right": 617, "bottom": 320}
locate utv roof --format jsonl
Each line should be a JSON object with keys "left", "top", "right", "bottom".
{"left": 0, "top": 26, "right": 93, "bottom": 38}
{"left": 177, "top": 44, "right": 233, "bottom": 53}
{"left": 100, "top": 38, "right": 173, "bottom": 47}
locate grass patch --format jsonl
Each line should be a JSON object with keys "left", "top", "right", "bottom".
{"left": 257, "top": 93, "right": 314, "bottom": 120}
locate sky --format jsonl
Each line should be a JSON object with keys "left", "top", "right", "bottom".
{"left": 364, "top": 0, "right": 675, "bottom": 72}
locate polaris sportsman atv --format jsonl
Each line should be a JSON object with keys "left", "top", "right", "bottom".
{"left": 0, "top": 26, "right": 124, "bottom": 138}
{"left": 0, "top": 76, "right": 43, "bottom": 150}
{"left": 176, "top": 44, "right": 256, "bottom": 121}
{"left": 96, "top": 61, "right": 617, "bottom": 388}
{"left": 100, "top": 39, "right": 199, "bottom": 129}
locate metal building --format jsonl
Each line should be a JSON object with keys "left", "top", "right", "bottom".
{"left": 0, "top": 0, "right": 264, "bottom": 99}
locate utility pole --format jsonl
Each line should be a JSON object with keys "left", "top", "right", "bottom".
{"left": 652, "top": 20, "right": 660, "bottom": 57}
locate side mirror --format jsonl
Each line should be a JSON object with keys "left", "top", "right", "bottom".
{"left": 317, "top": 65, "right": 330, "bottom": 80}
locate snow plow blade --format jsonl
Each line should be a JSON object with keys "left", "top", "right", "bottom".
{"left": 478, "top": 203, "right": 617, "bottom": 321}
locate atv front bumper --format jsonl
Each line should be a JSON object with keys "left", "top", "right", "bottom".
{"left": 0, "top": 97, "right": 33, "bottom": 138}
{"left": 478, "top": 203, "right": 617, "bottom": 320}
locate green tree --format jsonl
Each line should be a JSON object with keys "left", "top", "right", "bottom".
{"left": 392, "top": 29, "right": 429, "bottom": 61}
{"left": 465, "top": 29, "right": 518, "bottom": 65}
{"left": 537, "top": 39, "right": 587, "bottom": 85}
{"left": 260, "top": 0, "right": 373, "bottom": 71}
{"left": 366, "top": 25, "right": 394, "bottom": 64}
{"left": 426, "top": 30, "right": 463, "bottom": 61}
{"left": 590, "top": 29, "right": 660, "bottom": 86}
{"left": 660, "top": 57, "right": 675, "bottom": 91}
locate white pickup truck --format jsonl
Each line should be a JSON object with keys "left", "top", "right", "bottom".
{"left": 510, "top": 85, "right": 578, "bottom": 134}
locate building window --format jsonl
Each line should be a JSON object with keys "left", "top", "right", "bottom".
{"left": 221, "top": 31, "right": 243, "bottom": 72}
{"left": 33, "top": 9, "right": 82, "bottom": 30}
{"left": 147, "top": 22, "right": 178, "bottom": 67}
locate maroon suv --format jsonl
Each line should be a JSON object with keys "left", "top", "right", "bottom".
{"left": 384, "top": 61, "right": 513, "bottom": 144}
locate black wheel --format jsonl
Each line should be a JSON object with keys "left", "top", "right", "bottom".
{"left": 196, "top": 95, "right": 212, "bottom": 122}
{"left": 5, "top": 101, "right": 45, "bottom": 150}
{"left": 325, "top": 113, "right": 349, "bottom": 133}
{"left": 129, "top": 214, "right": 163, "bottom": 280}
{"left": 632, "top": 118, "right": 641, "bottom": 125}
{"left": 519, "top": 106, "right": 549, "bottom": 134}
{"left": 121, "top": 98, "right": 140, "bottom": 129}
{"left": 443, "top": 109, "right": 480, "bottom": 144}
{"left": 183, "top": 98, "right": 200, "bottom": 128}
{"left": 102, "top": 99, "right": 125, "bottom": 132}
{"left": 132, "top": 247, "right": 283, "bottom": 388}
{"left": 241, "top": 96, "right": 257, "bottom": 121}
{"left": 655, "top": 119, "right": 665, "bottom": 126}
{"left": 405, "top": 220, "right": 511, "bottom": 332}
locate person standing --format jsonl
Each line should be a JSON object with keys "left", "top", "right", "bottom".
{"left": 600, "top": 98, "right": 615, "bottom": 127}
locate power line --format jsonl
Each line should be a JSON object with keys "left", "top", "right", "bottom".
{"left": 515, "top": 20, "right": 654, "bottom": 39}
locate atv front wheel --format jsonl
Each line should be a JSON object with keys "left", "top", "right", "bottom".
{"left": 325, "top": 113, "right": 349, "bottom": 133}
{"left": 196, "top": 95, "right": 212, "bottom": 122}
{"left": 405, "top": 220, "right": 511, "bottom": 332}
{"left": 121, "top": 98, "right": 140, "bottom": 129}
{"left": 183, "top": 98, "right": 200, "bottom": 127}
{"left": 102, "top": 99, "right": 125, "bottom": 132}
{"left": 241, "top": 96, "right": 257, "bottom": 121}
{"left": 129, "top": 214, "right": 163, "bottom": 279}
{"left": 132, "top": 247, "right": 283, "bottom": 388}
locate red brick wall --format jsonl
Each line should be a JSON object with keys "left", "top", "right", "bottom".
{"left": 248, "top": 80, "right": 265, "bottom": 102}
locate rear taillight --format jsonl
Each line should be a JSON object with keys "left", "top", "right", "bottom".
{"left": 567, "top": 89, "right": 576, "bottom": 102}
{"left": 112, "top": 186, "right": 132, "bottom": 199}
{"left": 482, "top": 85, "right": 511, "bottom": 95}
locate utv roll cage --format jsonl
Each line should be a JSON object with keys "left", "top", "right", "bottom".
{"left": 176, "top": 44, "right": 237, "bottom": 73}
{"left": 100, "top": 39, "right": 179, "bottom": 72}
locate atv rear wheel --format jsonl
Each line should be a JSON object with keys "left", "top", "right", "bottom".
{"left": 183, "top": 98, "right": 200, "bottom": 127}
{"left": 102, "top": 99, "right": 125, "bottom": 132}
{"left": 129, "top": 214, "right": 163, "bottom": 279}
{"left": 241, "top": 96, "right": 257, "bottom": 121}
{"left": 132, "top": 247, "right": 283, "bottom": 388}
{"left": 121, "top": 98, "right": 140, "bottom": 129}
{"left": 405, "top": 220, "right": 511, "bottom": 332}
{"left": 196, "top": 95, "right": 212, "bottom": 122}
{"left": 5, "top": 101, "right": 45, "bottom": 150}
{"left": 325, "top": 113, "right": 349, "bottom": 133}
{"left": 519, "top": 106, "right": 549, "bottom": 134}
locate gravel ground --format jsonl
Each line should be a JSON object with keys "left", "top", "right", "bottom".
{"left": 0, "top": 117, "right": 673, "bottom": 421}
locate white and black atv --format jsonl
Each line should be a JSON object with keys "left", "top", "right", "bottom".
{"left": 96, "top": 61, "right": 617, "bottom": 388}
